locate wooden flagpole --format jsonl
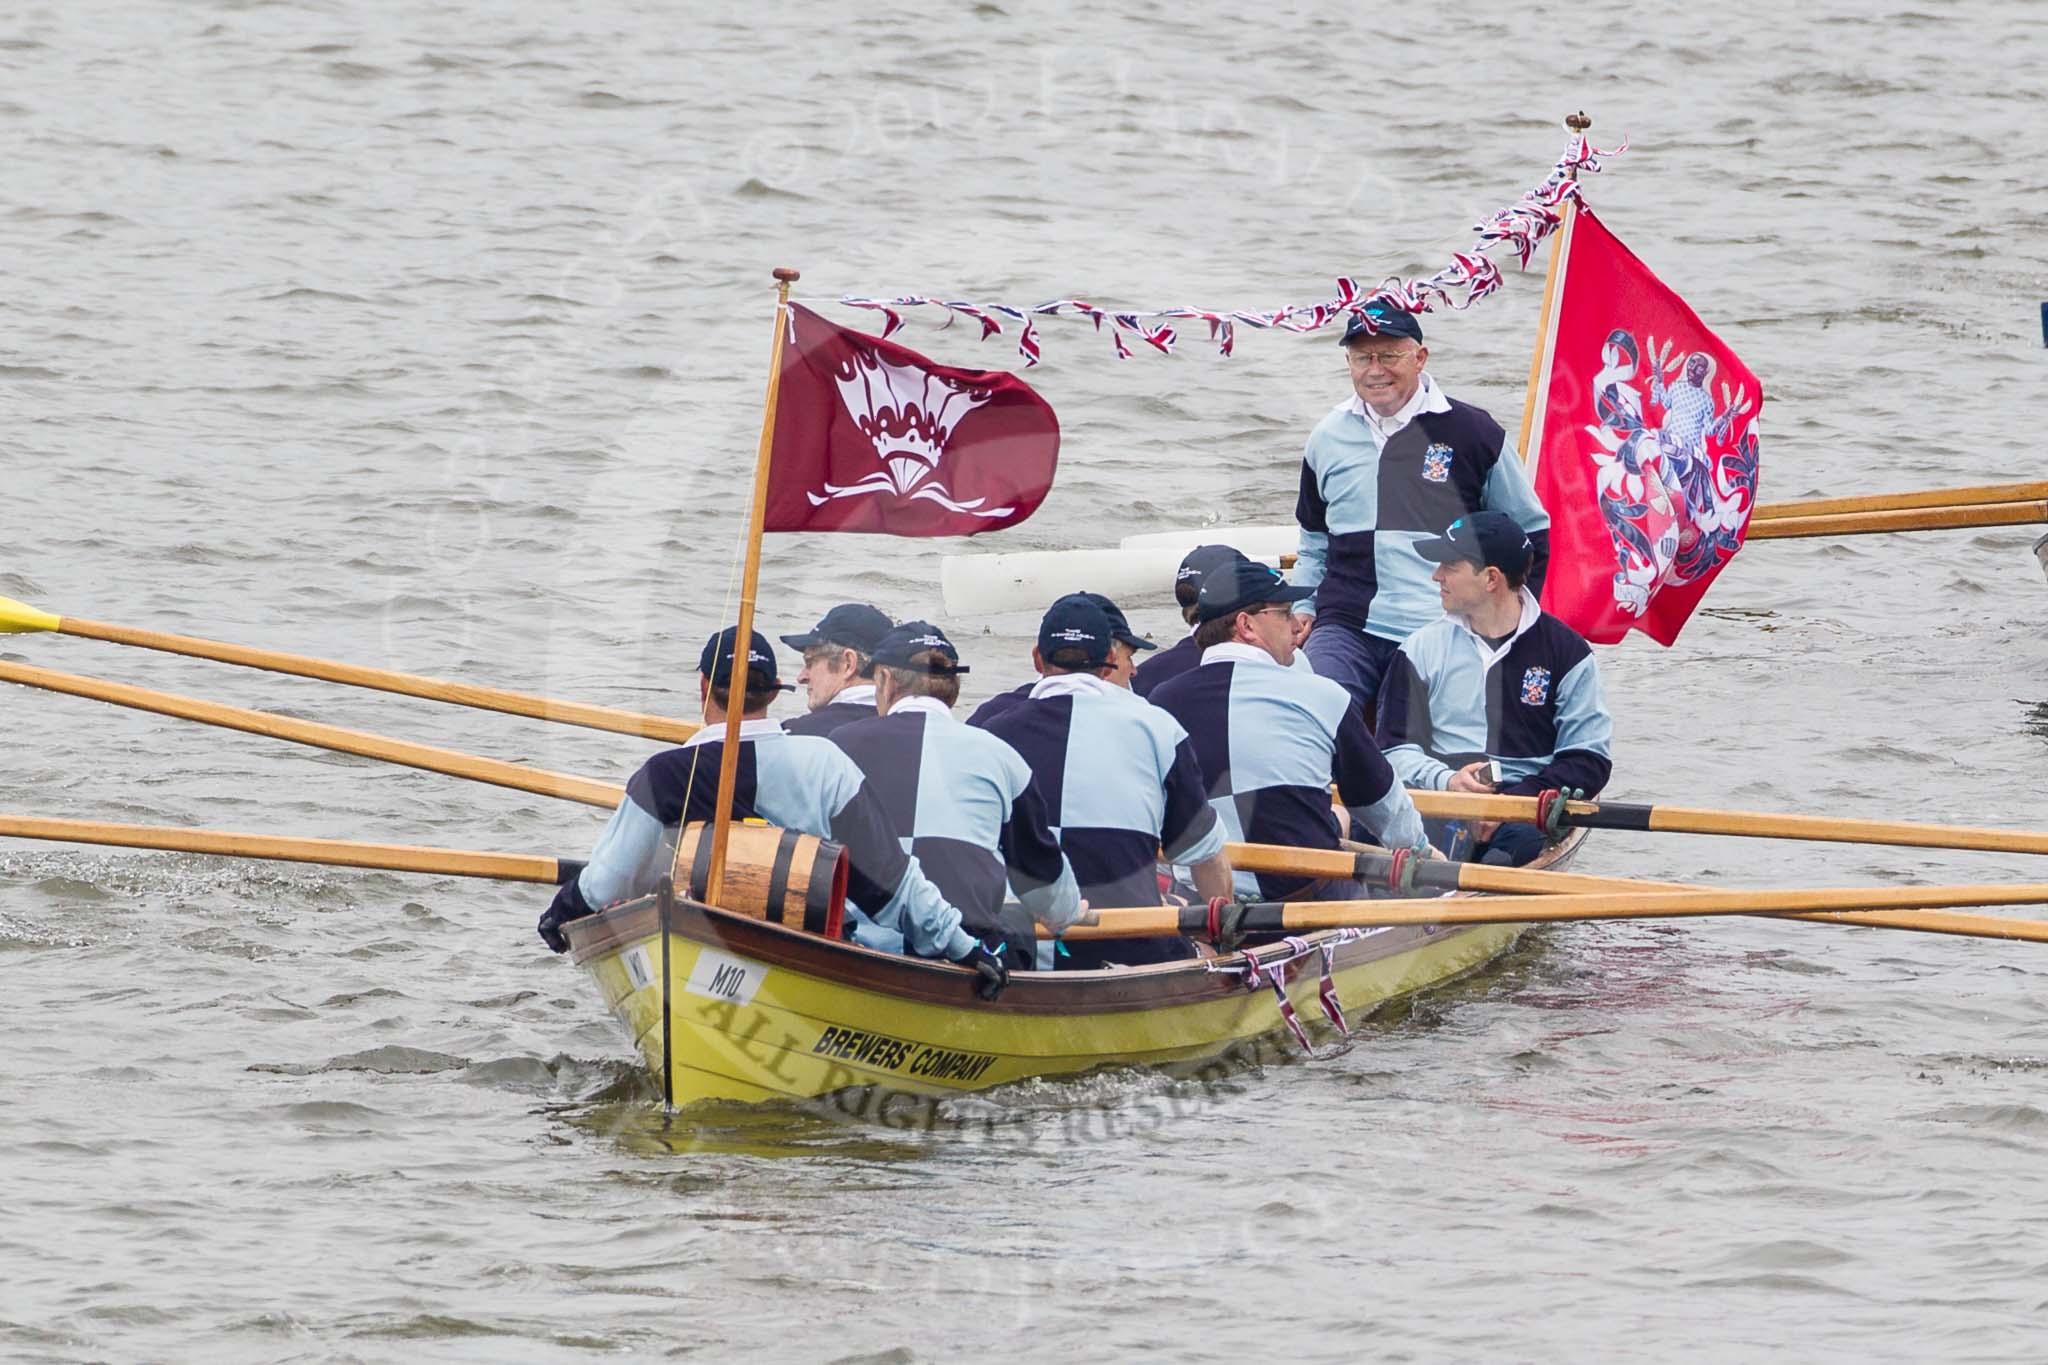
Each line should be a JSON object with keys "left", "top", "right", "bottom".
{"left": 703, "top": 267, "right": 800, "bottom": 907}
{"left": 1514, "top": 110, "right": 1592, "bottom": 470}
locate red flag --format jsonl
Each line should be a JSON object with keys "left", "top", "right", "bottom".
{"left": 763, "top": 304, "right": 1060, "bottom": 536}
{"left": 1530, "top": 208, "right": 1763, "bottom": 645}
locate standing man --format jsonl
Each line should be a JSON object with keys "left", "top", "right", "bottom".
{"left": 1379, "top": 512, "right": 1613, "bottom": 866}
{"left": 780, "top": 603, "right": 893, "bottom": 737}
{"left": 1293, "top": 304, "right": 1552, "bottom": 716}
{"left": 984, "top": 597, "right": 1233, "bottom": 969}
{"left": 1150, "top": 558, "right": 1431, "bottom": 903}
{"left": 536, "top": 628, "right": 1008, "bottom": 996}
{"left": 831, "top": 621, "right": 1084, "bottom": 970}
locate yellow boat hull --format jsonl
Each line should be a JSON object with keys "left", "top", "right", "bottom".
{"left": 564, "top": 831, "right": 1583, "bottom": 1108}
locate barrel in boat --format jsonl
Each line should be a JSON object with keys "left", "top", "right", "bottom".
{"left": 672, "top": 821, "right": 846, "bottom": 941}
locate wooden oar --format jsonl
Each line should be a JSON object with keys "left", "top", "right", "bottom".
{"left": 1747, "top": 500, "right": 2048, "bottom": 541}
{"left": 1226, "top": 840, "right": 1988, "bottom": 936}
{"left": 0, "top": 814, "right": 578, "bottom": 884}
{"left": 0, "top": 658, "right": 624, "bottom": 809}
{"left": 1751, "top": 480, "right": 2048, "bottom": 521}
{"left": 1053, "top": 884, "right": 2048, "bottom": 944}
{"left": 1408, "top": 791, "right": 2048, "bottom": 858}
{"left": 0, "top": 594, "right": 698, "bottom": 743}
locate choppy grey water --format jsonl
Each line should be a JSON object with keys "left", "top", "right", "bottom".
{"left": 4, "top": 2, "right": 2047, "bottom": 1360}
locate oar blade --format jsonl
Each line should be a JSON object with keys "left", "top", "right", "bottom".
{"left": 0, "top": 595, "right": 60, "bottom": 635}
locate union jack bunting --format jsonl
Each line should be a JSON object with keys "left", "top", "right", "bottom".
{"left": 833, "top": 131, "right": 1625, "bottom": 365}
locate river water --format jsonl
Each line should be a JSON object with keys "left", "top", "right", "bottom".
{"left": 5, "top": 2, "right": 2047, "bottom": 1360}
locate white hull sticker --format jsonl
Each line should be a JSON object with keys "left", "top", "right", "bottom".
{"left": 684, "top": 948, "right": 766, "bottom": 1007}
{"left": 623, "top": 946, "right": 655, "bottom": 991}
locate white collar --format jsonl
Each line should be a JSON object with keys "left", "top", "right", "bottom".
{"left": 1028, "top": 671, "right": 1124, "bottom": 702}
{"left": 827, "top": 683, "right": 876, "bottom": 708}
{"left": 886, "top": 695, "right": 956, "bottom": 721}
{"left": 1201, "top": 641, "right": 1288, "bottom": 669}
{"left": 680, "top": 717, "right": 786, "bottom": 749}
{"left": 1341, "top": 371, "right": 1452, "bottom": 437}
{"left": 1449, "top": 588, "right": 1542, "bottom": 665}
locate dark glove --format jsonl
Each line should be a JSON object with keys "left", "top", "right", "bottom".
{"left": 958, "top": 942, "right": 1009, "bottom": 1001}
{"left": 537, "top": 883, "right": 595, "bottom": 954}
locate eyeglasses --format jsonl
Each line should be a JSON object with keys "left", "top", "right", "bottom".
{"left": 1346, "top": 348, "right": 1419, "bottom": 370}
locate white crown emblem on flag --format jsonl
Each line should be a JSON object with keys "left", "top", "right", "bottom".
{"left": 807, "top": 345, "right": 1016, "bottom": 517}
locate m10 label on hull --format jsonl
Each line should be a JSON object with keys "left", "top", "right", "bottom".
{"left": 684, "top": 948, "right": 767, "bottom": 1007}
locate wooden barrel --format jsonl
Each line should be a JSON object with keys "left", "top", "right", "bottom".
{"left": 674, "top": 821, "right": 846, "bottom": 940}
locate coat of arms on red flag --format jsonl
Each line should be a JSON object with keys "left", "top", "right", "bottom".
{"left": 762, "top": 304, "right": 1060, "bottom": 536}
{"left": 1529, "top": 207, "right": 1763, "bottom": 645}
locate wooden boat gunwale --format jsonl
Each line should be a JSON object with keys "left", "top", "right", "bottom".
{"left": 564, "top": 827, "right": 1589, "bottom": 1018}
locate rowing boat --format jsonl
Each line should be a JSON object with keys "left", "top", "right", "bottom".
{"left": 563, "top": 829, "right": 1589, "bottom": 1108}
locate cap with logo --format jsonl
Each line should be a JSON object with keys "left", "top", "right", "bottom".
{"left": 1037, "top": 596, "right": 1116, "bottom": 669}
{"left": 872, "top": 620, "right": 970, "bottom": 675}
{"left": 1174, "top": 544, "right": 1244, "bottom": 614}
{"left": 1415, "top": 510, "right": 1535, "bottom": 577}
{"left": 779, "top": 602, "right": 893, "bottom": 656}
{"left": 697, "top": 627, "right": 794, "bottom": 691}
{"left": 1057, "top": 590, "right": 1155, "bottom": 653}
{"left": 1338, "top": 304, "right": 1425, "bottom": 347}
{"left": 1193, "top": 554, "right": 1317, "bottom": 624}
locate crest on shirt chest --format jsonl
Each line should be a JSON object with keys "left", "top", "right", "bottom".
{"left": 1421, "top": 443, "right": 1454, "bottom": 484}
{"left": 1519, "top": 666, "right": 1552, "bottom": 706}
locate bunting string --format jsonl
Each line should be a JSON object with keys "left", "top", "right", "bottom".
{"left": 834, "top": 131, "right": 1625, "bottom": 366}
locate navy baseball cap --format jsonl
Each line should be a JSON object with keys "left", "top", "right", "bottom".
{"left": 1339, "top": 304, "right": 1424, "bottom": 346}
{"left": 1193, "top": 556, "right": 1316, "bottom": 623}
{"left": 1416, "top": 511, "right": 1534, "bottom": 577}
{"left": 1060, "top": 591, "right": 1155, "bottom": 652}
{"left": 697, "top": 627, "right": 793, "bottom": 690}
{"left": 780, "top": 603, "right": 892, "bottom": 656}
{"left": 1038, "top": 597, "right": 1116, "bottom": 669}
{"left": 1174, "top": 544, "right": 1243, "bottom": 612}
{"left": 873, "top": 620, "right": 970, "bottom": 675}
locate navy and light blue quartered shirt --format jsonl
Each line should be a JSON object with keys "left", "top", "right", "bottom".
{"left": 1378, "top": 592, "right": 1614, "bottom": 799}
{"left": 964, "top": 681, "right": 1033, "bottom": 729}
{"left": 830, "top": 697, "right": 1082, "bottom": 960}
{"left": 1293, "top": 375, "right": 1552, "bottom": 642}
{"left": 1148, "top": 643, "right": 1426, "bottom": 900}
{"left": 984, "top": 673, "right": 1225, "bottom": 967}
{"left": 549, "top": 719, "right": 977, "bottom": 961}
{"left": 781, "top": 683, "right": 878, "bottom": 738}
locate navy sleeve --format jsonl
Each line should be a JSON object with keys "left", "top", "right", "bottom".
{"left": 1526, "top": 527, "right": 1552, "bottom": 596}
{"left": 1332, "top": 698, "right": 1400, "bottom": 809}
{"left": 1374, "top": 649, "right": 1431, "bottom": 751}
{"left": 998, "top": 777, "right": 1069, "bottom": 894}
{"left": 1158, "top": 736, "right": 1221, "bottom": 863}
{"left": 1294, "top": 456, "right": 1328, "bottom": 533}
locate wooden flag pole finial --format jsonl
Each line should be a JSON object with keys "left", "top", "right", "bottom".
{"left": 1565, "top": 111, "right": 1591, "bottom": 134}
{"left": 772, "top": 266, "right": 801, "bottom": 284}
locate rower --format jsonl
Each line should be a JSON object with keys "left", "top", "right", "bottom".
{"left": 982, "top": 596, "right": 1232, "bottom": 969}
{"left": 966, "top": 591, "right": 1154, "bottom": 727}
{"left": 830, "top": 621, "right": 1084, "bottom": 970}
{"left": 1148, "top": 554, "right": 1431, "bottom": 901}
{"left": 1378, "top": 512, "right": 1613, "bottom": 866}
{"left": 537, "top": 627, "right": 1006, "bottom": 996}
{"left": 780, "top": 602, "right": 892, "bottom": 737}
{"left": 1132, "top": 544, "right": 1240, "bottom": 698}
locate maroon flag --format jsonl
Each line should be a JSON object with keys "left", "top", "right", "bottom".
{"left": 763, "top": 304, "right": 1060, "bottom": 536}
{"left": 1530, "top": 208, "right": 1763, "bottom": 645}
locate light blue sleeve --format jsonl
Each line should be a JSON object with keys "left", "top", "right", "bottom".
{"left": 1351, "top": 782, "right": 1428, "bottom": 853}
{"left": 1386, "top": 743, "right": 1455, "bottom": 793}
{"left": 1016, "top": 856, "right": 1084, "bottom": 933}
{"left": 576, "top": 798, "right": 671, "bottom": 909}
{"left": 874, "top": 854, "right": 979, "bottom": 961}
{"left": 1168, "top": 813, "right": 1227, "bottom": 867}
{"left": 1482, "top": 438, "right": 1552, "bottom": 532}
{"left": 1291, "top": 528, "right": 1329, "bottom": 618}
{"left": 1553, "top": 655, "right": 1614, "bottom": 758}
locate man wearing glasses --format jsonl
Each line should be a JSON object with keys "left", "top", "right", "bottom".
{"left": 1149, "top": 553, "right": 1431, "bottom": 903}
{"left": 780, "top": 603, "right": 893, "bottom": 737}
{"left": 1291, "top": 305, "right": 1552, "bottom": 718}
